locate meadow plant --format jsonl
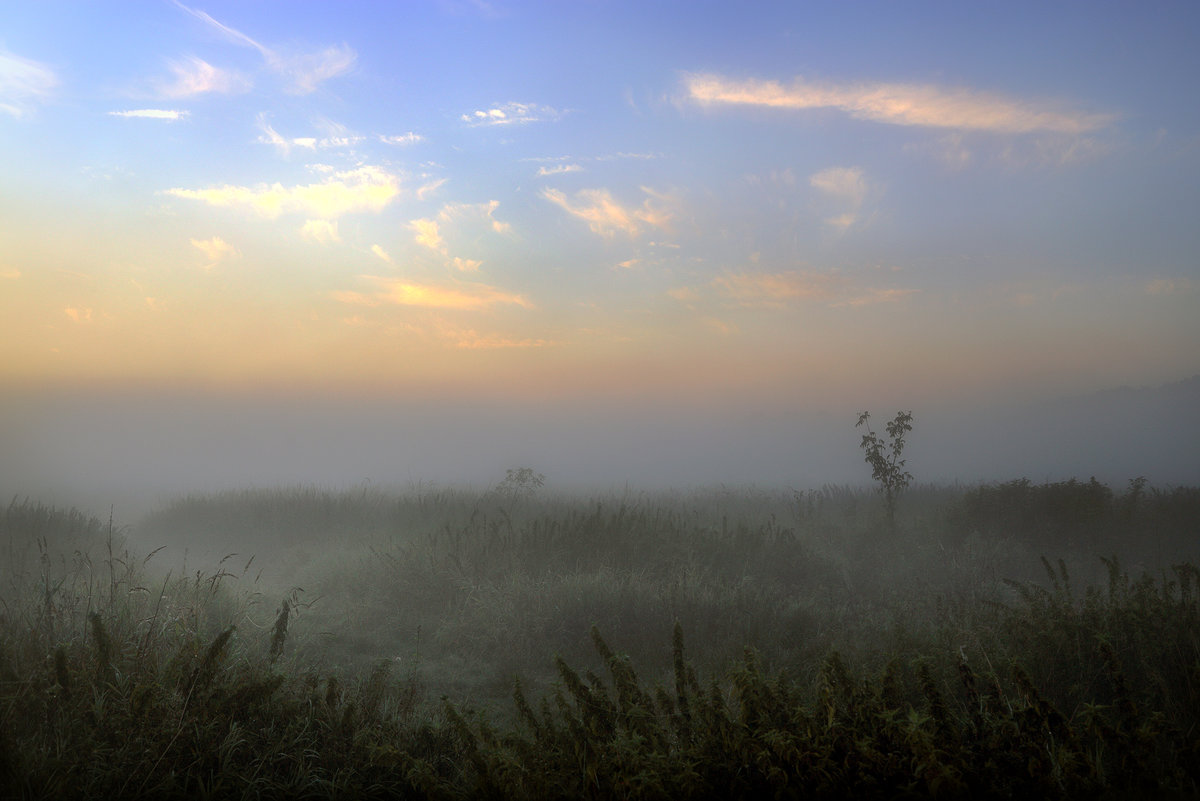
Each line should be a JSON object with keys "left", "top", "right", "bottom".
{"left": 2, "top": 479, "right": 1197, "bottom": 797}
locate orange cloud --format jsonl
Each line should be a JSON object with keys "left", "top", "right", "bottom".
{"left": 542, "top": 187, "right": 673, "bottom": 237}
{"left": 334, "top": 277, "right": 531, "bottom": 311}
{"left": 685, "top": 73, "right": 1114, "bottom": 134}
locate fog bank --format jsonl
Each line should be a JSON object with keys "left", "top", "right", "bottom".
{"left": 3, "top": 377, "right": 1197, "bottom": 520}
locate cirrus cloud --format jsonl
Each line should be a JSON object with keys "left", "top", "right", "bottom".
{"left": 175, "top": 2, "right": 355, "bottom": 94}
{"left": 0, "top": 48, "right": 57, "bottom": 118}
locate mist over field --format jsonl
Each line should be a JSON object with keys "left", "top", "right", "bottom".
{"left": 3, "top": 377, "right": 1197, "bottom": 521}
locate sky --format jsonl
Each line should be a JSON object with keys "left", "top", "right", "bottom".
{"left": 2, "top": 2, "right": 1199, "bottom": 503}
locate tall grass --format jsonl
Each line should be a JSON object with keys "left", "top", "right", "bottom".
{"left": 2, "top": 479, "right": 1197, "bottom": 798}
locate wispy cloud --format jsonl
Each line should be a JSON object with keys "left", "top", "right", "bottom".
{"left": 922, "top": 133, "right": 973, "bottom": 169}
{"left": 1000, "top": 135, "right": 1111, "bottom": 168}
{"left": 525, "top": 152, "right": 660, "bottom": 165}
{"left": 379, "top": 132, "right": 423, "bottom": 145}
{"left": 300, "top": 219, "right": 340, "bottom": 244}
{"left": 0, "top": 48, "right": 57, "bottom": 118}
{"left": 175, "top": 2, "right": 355, "bottom": 94}
{"left": 667, "top": 286, "right": 699, "bottom": 303}
{"left": 715, "top": 270, "right": 847, "bottom": 306}
{"left": 1, "top": 268, "right": 22, "bottom": 280}
{"left": 461, "top": 102, "right": 562, "bottom": 126}
{"left": 64, "top": 307, "right": 93, "bottom": 324}
{"left": 109, "top": 109, "right": 189, "bottom": 120}
{"left": 810, "top": 166, "right": 866, "bottom": 204}
{"left": 371, "top": 244, "right": 393, "bottom": 264}
{"left": 450, "top": 331, "right": 551, "bottom": 349}
{"left": 537, "top": 164, "right": 583, "bottom": 177}
{"left": 333, "top": 277, "right": 531, "bottom": 311}
{"left": 907, "top": 129, "right": 1109, "bottom": 169}
{"left": 155, "top": 56, "right": 249, "bottom": 97}
{"left": 712, "top": 269, "right": 915, "bottom": 309}
{"left": 256, "top": 114, "right": 368, "bottom": 156}
{"left": 190, "top": 236, "right": 239, "bottom": 265}
{"left": 1145, "top": 277, "right": 1191, "bottom": 295}
{"left": 685, "top": 73, "right": 1115, "bottom": 134}
{"left": 417, "top": 178, "right": 447, "bottom": 200}
{"left": 256, "top": 115, "right": 292, "bottom": 155}
{"left": 165, "top": 165, "right": 400, "bottom": 219}
{"left": 310, "top": 116, "right": 362, "bottom": 148}
{"left": 278, "top": 45, "right": 356, "bottom": 94}
{"left": 408, "top": 202, "right": 509, "bottom": 267}
{"left": 438, "top": 200, "right": 511, "bottom": 235}
{"left": 809, "top": 166, "right": 868, "bottom": 229}
{"left": 542, "top": 187, "right": 674, "bottom": 237}
{"left": 832, "top": 287, "right": 919, "bottom": 307}
{"left": 410, "top": 218, "right": 445, "bottom": 254}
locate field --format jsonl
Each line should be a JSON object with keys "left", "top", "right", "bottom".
{"left": 2, "top": 477, "right": 1198, "bottom": 798}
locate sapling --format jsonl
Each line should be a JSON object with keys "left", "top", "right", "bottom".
{"left": 856, "top": 410, "right": 914, "bottom": 530}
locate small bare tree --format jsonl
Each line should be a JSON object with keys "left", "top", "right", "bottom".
{"left": 856, "top": 410, "right": 914, "bottom": 530}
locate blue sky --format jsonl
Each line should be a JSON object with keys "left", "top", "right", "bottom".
{"left": 2, "top": 2, "right": 1199, "bottom": 493}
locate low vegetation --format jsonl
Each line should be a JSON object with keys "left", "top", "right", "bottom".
{"left": 2, "top": 477, "right": 1198, "bottom": 798}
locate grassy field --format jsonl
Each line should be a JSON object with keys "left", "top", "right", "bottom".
{"left": 2, "top": 477, "right": 1198, "bottom": 798}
